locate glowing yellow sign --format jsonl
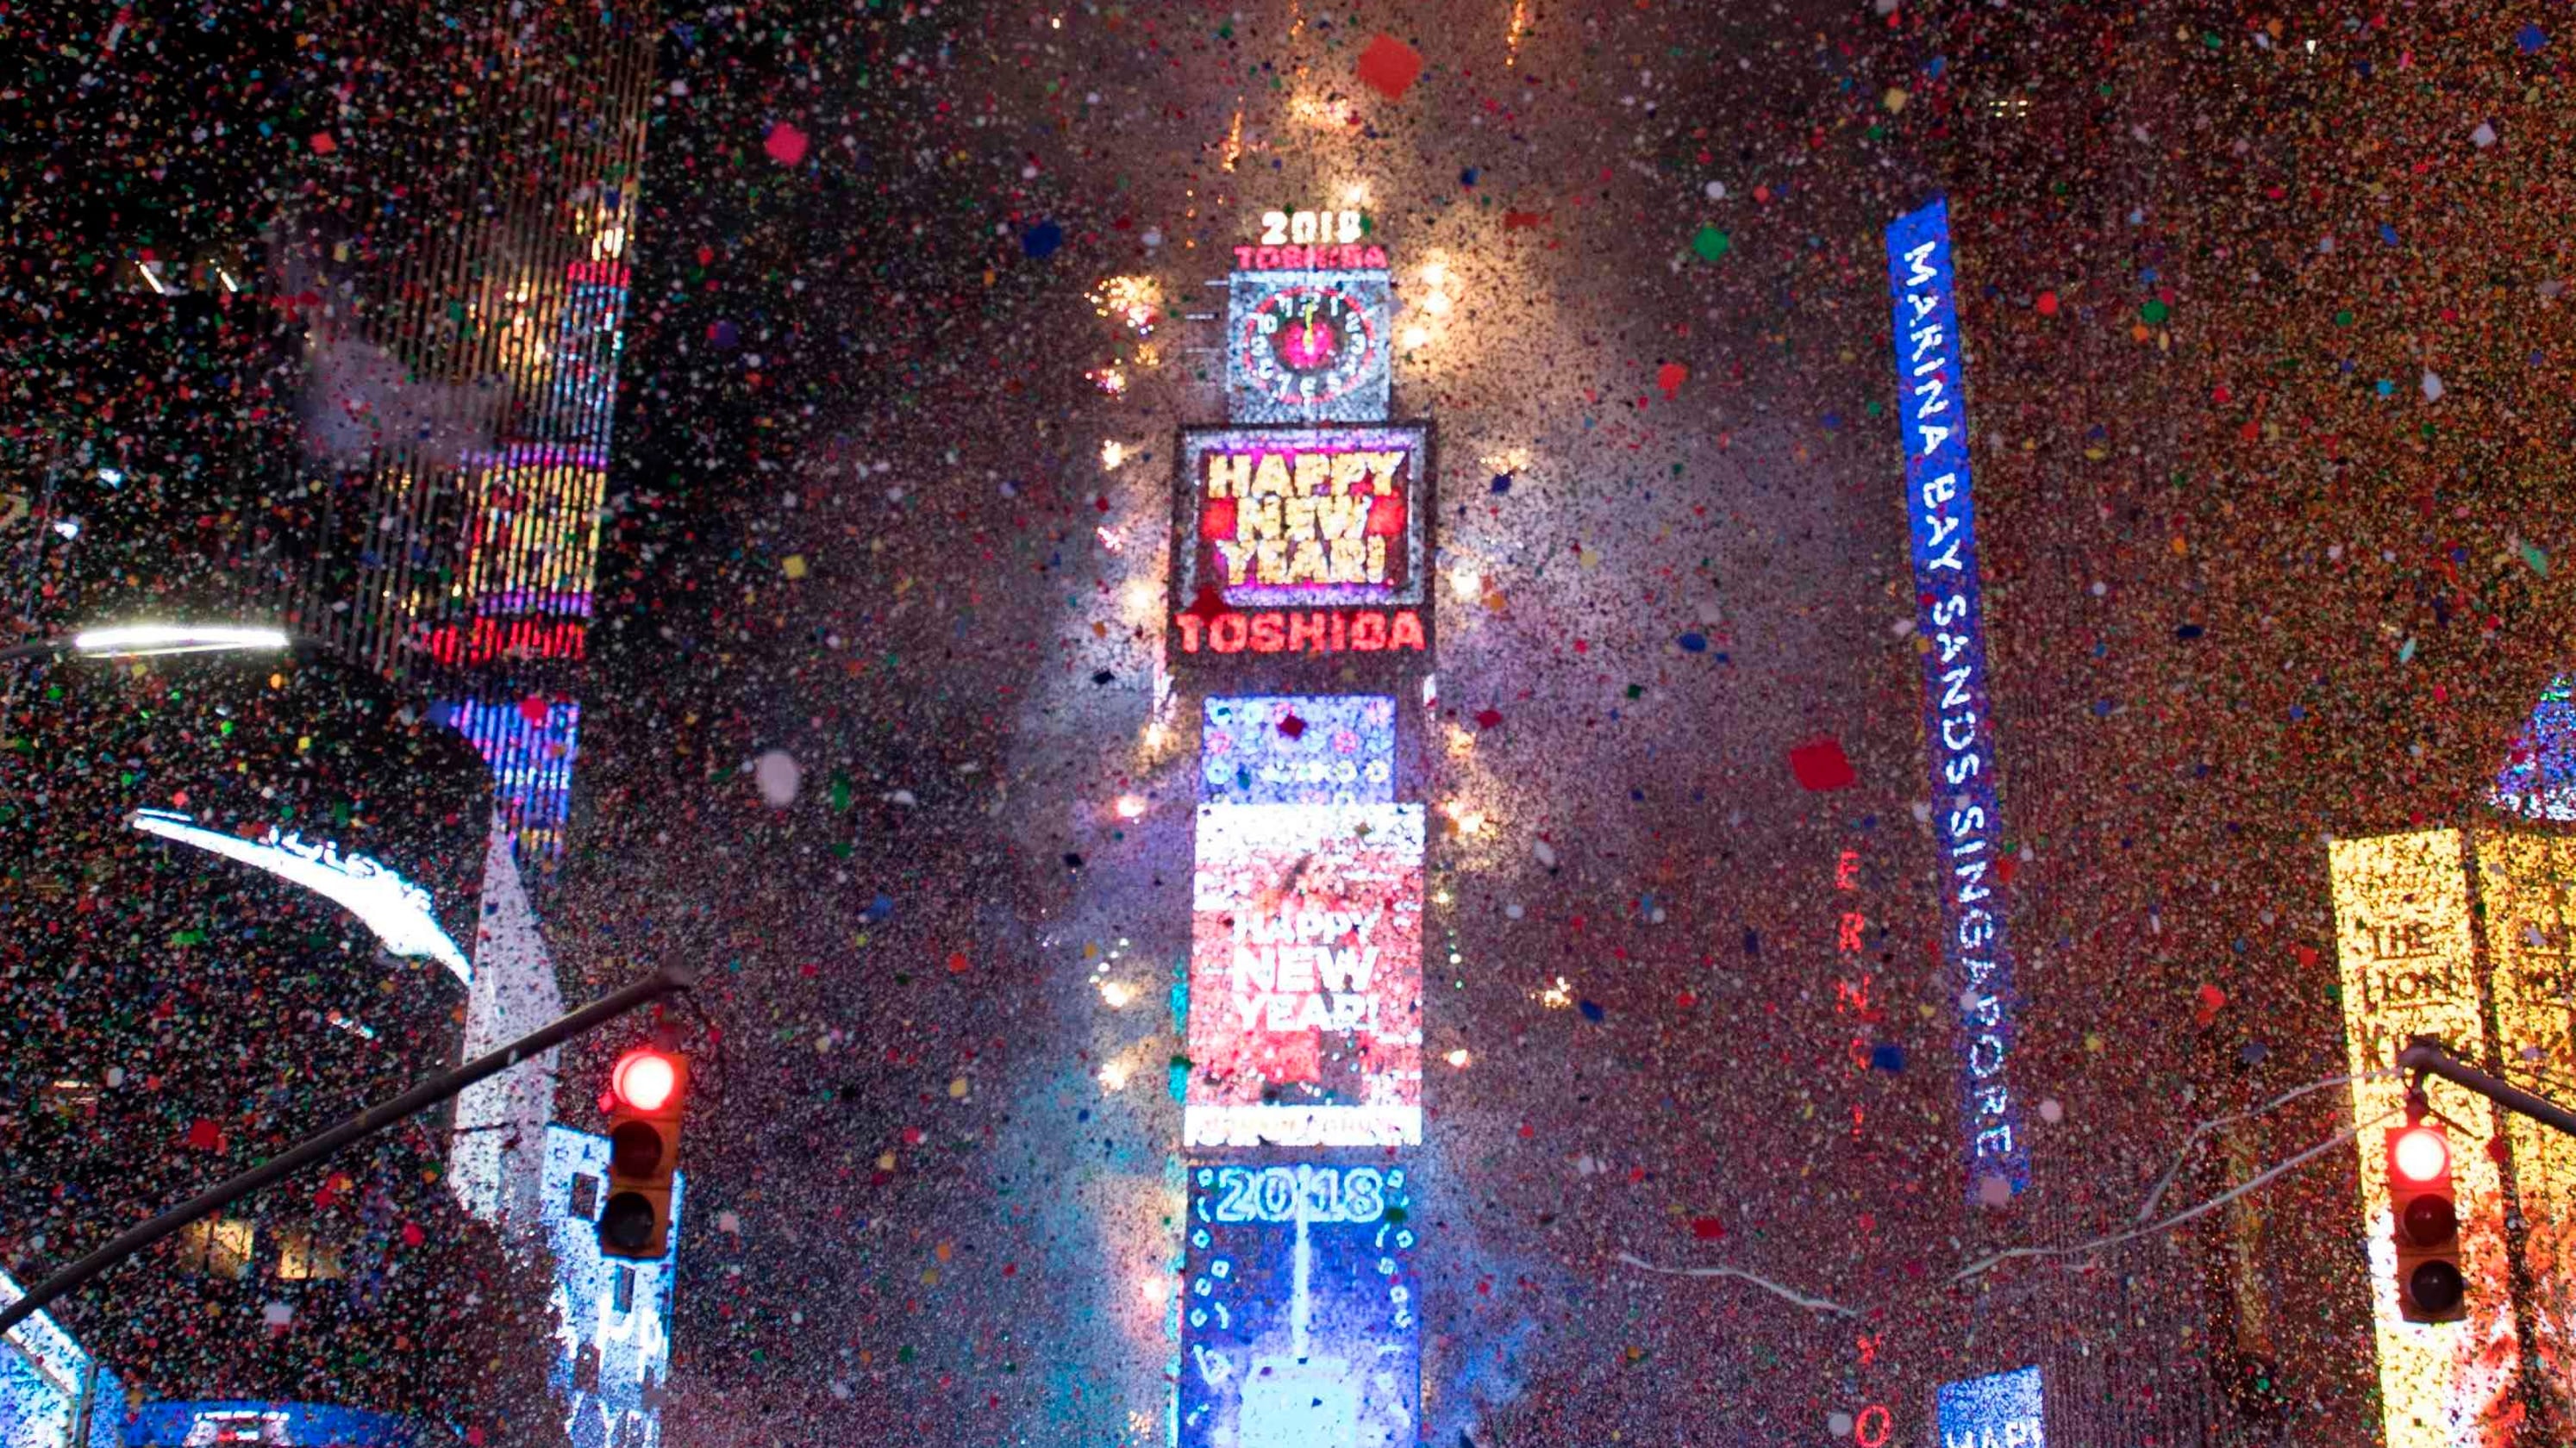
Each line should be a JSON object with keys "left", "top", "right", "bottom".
{"left": 2329, "top": 829, "right": 2518, "bottom": 1447}
{"left": 2474, "top": 833, "right": 2576, "bottom": 1400}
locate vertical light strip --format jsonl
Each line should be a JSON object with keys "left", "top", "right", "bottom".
{"left": 2329, "top": 829, "right": 2519, "bottom": 1447}
{"left": 2473, "top": 833, "right": 2576, "bottom": 1395}
{"left": 1885, "top": 196, "right": 2026, "bottom": 1202}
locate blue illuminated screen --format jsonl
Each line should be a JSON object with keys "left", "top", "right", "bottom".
{"left": 541, "top": 1125, "right": 683, "bottom": 1448}
{"left": 1202, "top": 696, "right": 1396, "bottom": 807}
{"left": 122, "top": 1402, "right": 418, "bottom": 1446}
{"left": 1179, "top": 1163, "right": 1419, "bottom": 1448}
{"left": 1935, "top": 1365, "right": 2044, "bottom": 1448}
{"left": 2492, "top": 675, "right": 2576, "bottom": 821}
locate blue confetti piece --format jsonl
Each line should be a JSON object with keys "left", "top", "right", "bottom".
{"left": 2519, "top": 22, "right": 2546, "bottom": 53}
{"left": 1460, "top": 167, "right": 1479, "bottom": 187}
{"left": 1925, "top": 55, "right": 1948, "bottom": 78}
{"left": 2175, "top": 623, "right": 2204, "bottom": 640}
{"left": 865, "top": 892, "right": 896, "bottom": 921}
{"left": 2379, "top": 222, "right": 2401, "bottom": 247}
{"left": 1578, "top": 1000, "right": 1605, "bottom": 1023}
{"left": 1678, "top": 632, "right": 1709, "bottom": 653}
{"left": 1022, "top": 221, "right": 1064, "bottom": 259}
{"left": 1742, "top": 928, "right": 1760, "bottom": 958}
{"left": 1869, "top": 1043, "right": 1907, "bottom": 1072}
{"left": 1822, "top": 412, "right": 1843, "bottom": 431}
{"left": 1491, "top": 473, "right": 1514, "bottom": 495}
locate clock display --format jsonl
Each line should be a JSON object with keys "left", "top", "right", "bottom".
{"left": 1225, "top": 271, "right": 1393, "bottom": 424}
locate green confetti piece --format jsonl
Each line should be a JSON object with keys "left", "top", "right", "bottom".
{"left": 1691, "top": 224, "right": 1731, "bottom": 262}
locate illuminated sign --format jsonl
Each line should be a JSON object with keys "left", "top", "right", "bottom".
{"left": 1202, "top": 696, "right": 1396, "bottom": 807}
{"left": 542, "top": 1125, "right": 682, "bottom": 1448}
{"left": 2478, "top": 833, "right": 2576, "bottom": 1398}
{"left": 1186, "top": 803, "right": 1423, "bottom": 1148}
{"left": 1255, "top": 209, "right": 1368, "bottom": 246}
{"left": 434, "top": 697, "right": 581, "bottom": 860}
{"left": 1172, "top": 608, "right": 1425, "bottom": 660}
{"left": 128, "top": 811, "right": 469, "bottom": 984}
{"left": 1886, "top": 197, "right": 2028, "bottom": 1202}
{"left": 456, "top": 443, "right": 606, "bottom": 623}
{"left": 2492, "top": 675, "right": 2576, "bottom": 821}
{"left": 123, "top": 1403, "right": 418, "bottom": 1446}
{"left": 1179, "top": 1163, "right": 1420, "bottom": 1448}
{"left": 2328, "top": 830, "right": 2517, "bottom": 1447}
{"left": 1934, "top": 1366, "right": 2042, "bottom": 1448}
{"left": 3, "top": 1263, "right": 117, "bottom": 1448}
{"left": 1179, "top": 426, "right": 1423, "bottom": 608}
{"left": 1224, "top": 272, "right": 1393, "bottom": 423}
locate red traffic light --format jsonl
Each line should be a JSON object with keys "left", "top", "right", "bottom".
{"left": 2392, "top": 1124, "right": 2449, "bottom": 1184}
{"left": 612, "top": 1048, "right": 680, "bottom": 1114}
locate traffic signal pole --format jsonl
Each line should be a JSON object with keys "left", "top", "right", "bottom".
{"left": 2398, "top": 1035, "right": 2576, "bottom": 1140}
{"left": 0, "top": 963, "right": 697, "bottom": 1339}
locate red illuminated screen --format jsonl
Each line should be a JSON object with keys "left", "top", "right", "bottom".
{"left": 1181, "top": 426, "right": 1425, "bottom": 612}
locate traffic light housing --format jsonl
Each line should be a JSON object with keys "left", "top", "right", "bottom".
{"left": 599, "top": 1046, "right": 687, "bottom": 1259}
{"left": 2387, "top": 1121, "right": 2464, "bottom": 1323}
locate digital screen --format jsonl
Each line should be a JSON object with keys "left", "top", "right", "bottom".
{"left": 1934, "top": 1366, "right": 2043, "bottom": 1448}
{"left": 2, "top": 1264, "right": 89, "bottom": 1448}
{"left": 1178, "top": 426, "right": 1425, "bottom": 611}
{"left": 1185, "top": 804, "right": 1423, "bottom": 1148}
{"left": 1224, "top": 268, "right": 1393, "bottom": 424}
{"left": 434, "top": 696, "right": 582, "bottom": 860}
{"left": 1201, "top": 696, "right": 1396, "bottom": 807}
{"left": 455, "top": 443, "right": 607, "bottom": 624}
{"left": 2328, "top": 831, "right": 2518, "bottom": 1447}
{"left": 1886, "top": 197, "right": 2028, "bottom": 1202}
{"left": 127, "top": 812, "right": 469, "bottom": 984}
{"left": 122, "top": 1402, "right": 419, "bottom": 1446}
{"left": 1179, "top": 1163, "right": 1420, "bottom": 1448}
{"left": 541, "top": 1125, "right": 684, "bottom": 1448}
{"left": 2492, "top": 675, "right": 2576, "bottom": 821}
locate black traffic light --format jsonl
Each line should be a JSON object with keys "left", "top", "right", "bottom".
{"left": 598, "top": 1045, "right": 687, "bottom": 1259}
{"left": 2387, "top": 1120, "right": 2464, "bottom": 1323}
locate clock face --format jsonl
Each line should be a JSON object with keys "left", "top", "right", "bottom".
{"left": 1225, "top": 272, "right": 1393, "bottom": 423}
{"left": 1241, "top": 285, "right": 1380, "bottom": 403}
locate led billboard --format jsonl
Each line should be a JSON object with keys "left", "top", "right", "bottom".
{"left": 1185, "top": 803, "right": 1424, "bottom": 1148}
{"left": 122, "top": 1402, "right": 418, "bottom": 1446}
{"left": 1179, "top": 1163, "right": 1420, "bottom": 1448}
{"left": 2329, "top": 830, "right": 2518, "bottom": 1448}
{"left": 541, "top": 1124, "right": 684, "bottom": 1448}
{"left": 1885, "top": 196, "right": 2028, "bottom": 1202}
{"left": 1170, "top": 426, "right": 1431, "bottom": 669}
{"left": 1201, "top": 696, "right": 1397, "bottom": 808}
{"left": 1934, "top": 1365, "right": 2042, "bottom": 1448}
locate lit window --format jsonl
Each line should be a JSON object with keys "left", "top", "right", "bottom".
{"left": 614, "top": 1266, "right": 636, "bottom": 1314}
{"left": 276, "top": 1227, "right": 345, "bottom": 1282}
{"left": 571, "top": 1172, "right": 601, "bottom": 1220}
{"left": 177, "top": 1219, "right": 257, "bottom": 1278}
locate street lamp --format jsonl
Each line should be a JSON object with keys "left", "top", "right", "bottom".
{"left": 0, "top": 622, "right": 294, "bottom": 665}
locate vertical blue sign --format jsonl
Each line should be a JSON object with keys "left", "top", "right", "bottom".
{"left": 1935, "top": 1365, "right": 2045, "bottom": 1448}
{"left": 1886, "top": 197, "right": 2028, "bottom": 1201}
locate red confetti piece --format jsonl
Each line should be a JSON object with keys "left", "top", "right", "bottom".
{"left": 309, "top": 132, "right": 337, "bottom": 155}
{"left": 2035, "top": 290, "right": 2059, "bottom": 315}
{"left": 1277, "top": 713, "right": 1308, "bottom": 740}
{"left": 1656, "top": 362, "right": 1689, "bottom": 400}
{"left": 947, "top": 952, "right": 970, "bottom": 974}
{"left": 184, "top": 1118, "right": 224, "bottom": 1152}
{"left": 1503, "top": 210, "right": 1552, "bottom": 230}
{"left": 1473, "top": 708, "right": 1504, "bottom": 730}
{"left": 1786, "top": 738, "right": 1856, "bottom": 791}
{"left": 1691, "top": 1217, "right": 1727, "bottom": 1240}
{"left": 400, "top": 1220, "right": 425, "bottom": 1247}
{"left": 1355, "top": 34, "right": 1424, "bottom": 101}
{"left": 764, "top": 122, "right": 810, "bottom": 165}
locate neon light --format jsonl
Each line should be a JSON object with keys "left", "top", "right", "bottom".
{"left": 1201, "top": 696, "right": 1396, "bottom": 807}
{"left": 1179, "top": 426, "right": 1427, "bottom": 610}
{"left": 128, "top": 811, "right": 469, "bottom": 984}
{"left": 1934, "top": 1365, "right": 2043, "bottom": 1448}
{"left": 1185, "top": 803, "right": 1424, "bottom": 1149}
{"left": 1173, "top": 609, "right": 1426, "bottom": 658}
{"left": 1179, "top": 1164, "right": 1419, "bottom": 1448}
{"left": 2329, "top": 830, "right": 2517, "bottom": 1447}
{"left": 122, "top": 1402, "right": 419, "bottom": 1446}
{"left": 1887, "top": 196, "right": 2028, "bottom": 1201}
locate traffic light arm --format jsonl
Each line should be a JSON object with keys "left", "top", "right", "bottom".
{"left": 2397, "top": 1036, "right": 2576, "bottom": 1143}
{"left": 0, "top": 964, "right": 697, "bottom": 1339}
